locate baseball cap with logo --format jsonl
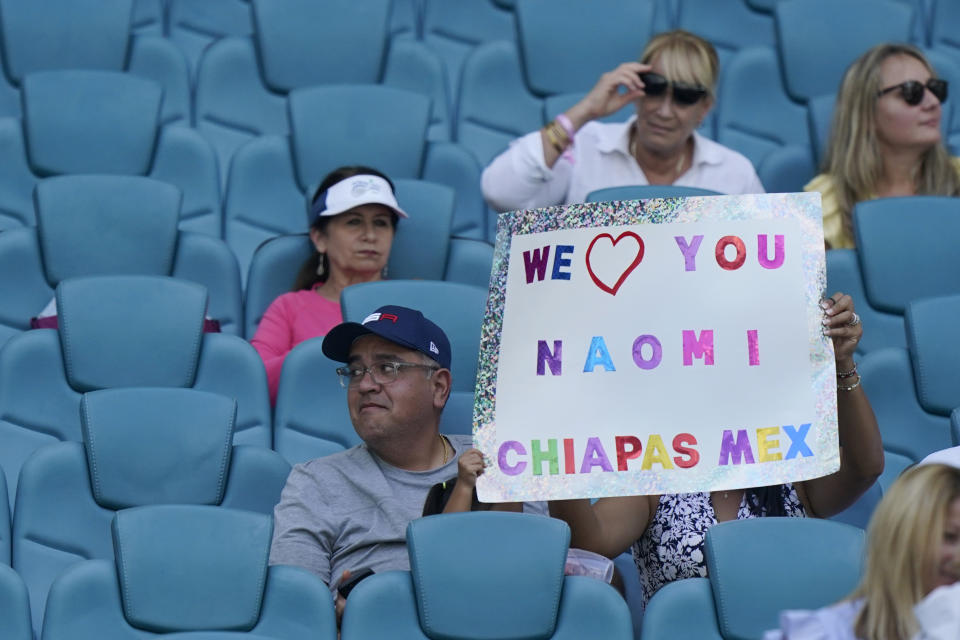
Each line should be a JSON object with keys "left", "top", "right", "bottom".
{"left": 309, "top": 174, "right": 408, "bottom": 222}
{"left": 322, "top": 305, "right": 451, "bottom": 370}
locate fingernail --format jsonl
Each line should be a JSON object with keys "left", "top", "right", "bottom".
{"left": 819, "top": 300, "right": 830, "bottom": 310}
{"left": 822, "top": 317, "right": 830, "bottom": 326}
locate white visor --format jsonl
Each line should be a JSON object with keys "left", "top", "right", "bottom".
{"left": 312, "top": 174, "right": 408, "bottom": 221}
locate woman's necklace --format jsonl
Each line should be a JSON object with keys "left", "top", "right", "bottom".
{"left": 629, "top": 125, "right": 688, "bottom": 183}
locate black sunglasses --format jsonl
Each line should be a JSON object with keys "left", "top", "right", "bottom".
{"left": 638, "top": 72, "right": 708, "bottom": 106}
{"left": 877, "top": 78, "right": 948, "bottom": 105}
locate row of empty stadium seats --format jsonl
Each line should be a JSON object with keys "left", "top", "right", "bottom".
{"left": 0, "top": 485, "right": 877, "bottom": 640}
{"left": 0, "top": 173, "right": 494, "bottom": 347}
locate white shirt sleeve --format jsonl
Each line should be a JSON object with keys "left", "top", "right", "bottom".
{"left": 481, "top": 129, "right": 574, "bottom": 212}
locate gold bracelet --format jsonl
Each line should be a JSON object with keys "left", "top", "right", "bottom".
{"left": 542, "top": 125, "right": 565, "bottom": 154}
{"left": 549, "top": 120, "right": 571, "bottom": 148}
{"left": 837, "top": 374, "right": 862, "bottom": 392}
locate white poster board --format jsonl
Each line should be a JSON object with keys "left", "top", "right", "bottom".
{"left": 474, "top": 193, "right": 838, "bottom": 502}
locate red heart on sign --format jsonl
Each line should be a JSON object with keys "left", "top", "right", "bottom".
{"left": 585, "top": 231, "right": 645, "bottom": 295}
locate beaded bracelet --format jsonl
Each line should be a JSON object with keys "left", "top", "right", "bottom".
{"left": 837, "top": 375, "right": 862, "bottom": 392}
{"left": 836, "top": 364, "right": 858, "bottom": 379}
{"left": 542, "top": 124, "right": 566, "bottom": 154}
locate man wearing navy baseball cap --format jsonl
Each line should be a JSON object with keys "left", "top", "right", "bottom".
{"left": 269, "top": 305, "right": 473, "bottom": 621}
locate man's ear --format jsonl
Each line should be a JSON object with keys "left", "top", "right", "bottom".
{"left": 431, "top": 368, "right": 452, "bottom": 410}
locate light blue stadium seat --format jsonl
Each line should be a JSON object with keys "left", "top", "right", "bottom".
{"left": 0, "top": 468, "right": 7, "bottom": 565}
{"left": 854, "top": 197, "right": 960, "bottom": 314}
{"left": 0, "top": 275, "right": 271, "bottom": 513}
{"left": 389, "top": 0, "right": 421, "bottom": 39}
{"left": 674, "top": 0, "right": 775, "bottom": 139}
{"left": 445, "top": 237, "right": 496, "bottom": 288}
{"left": 856, "top": 296, "right": 960, "bottom": 488}
{"left": 167, "top": 0, "right": 254, "bottom": 80}
{"left": 829, "top": 481, "right": 883, "bottom": 530}
{"left": 422, "top": 0, "right": 515, "bottom": 117}
{"left": 0, "top": 70, "right": 219, "bottom": 235}
{"left": 0, "top": 0, "right": 189, "bottom": 124}
{"left": 13, "top": 387, "right": 290, "bottom": 637}
{"left": 930, "top": 0, "right": 960, "bottom": 65}
{"left": 0, "top": 565, "right": 30, "bottom": 640}
{"left": 40, "top": 505, "right": 336, "bottom": 639}
{"left": 341, "top": 280, "right": 488, "bottom": 435}
{"left": 825, "top": 249, "right": 905, "bottom": 354}
{"left": 224, "top": 88, "right": 483, "bottom": 280}
{"left": 194, "top": 0, "right": 449, "bottom": 186}
{"left": 515, "top": 0, "right": 656, "bottom": 97}
{"left": 640, "top": 578, "right": 722, "bottom": 640}
{"left": 0, "top": 175, "right": 241, "bottom": 348}
{"left": 775, "top": 0, "right": 915, "bottom": 104}
{"left": 612, "top": 552, "right": 647, "bottom": 640}
{"left": 586, "top": 185, "right": 721, "bottom": 201}
{"left": 715, "top": 46, "right": 814, "bottom": 190}
{"left": 807, "top": 93, "right": 835, "bottom": 170}
{"left": 132, "top": 0, "right": 164, "bottom": 35}
{"left": 242, "top": 178, "right": 456, "bottom": 337}
{"left": 273, "top": 338, "right": 358, "bottom": 465}
{"left": 455, "top": 41, "right": 543, "bottom": 168}
{"left": 341, "top": 512, "right": 632, "bottom": 639}
{"left": 705, "top": 518, "right": 864, "bottom": 639}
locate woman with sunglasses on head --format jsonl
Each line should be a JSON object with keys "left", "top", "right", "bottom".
{"left": 250, "top": 166, "right": 406, "bottom": 404}
{"left": 481, "top": 30, "right": 764, "bottom": 212}
{"left": 806, "top": 43, "right": 960, "bottom": 249}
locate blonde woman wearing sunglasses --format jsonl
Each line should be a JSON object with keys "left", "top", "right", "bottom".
{"left": 806, "top": 43, "right": 960, "bottom": 249}
{"left": 481, "top": 30, "right": 764, "bottom": 213}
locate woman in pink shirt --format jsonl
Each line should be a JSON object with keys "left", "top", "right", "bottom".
{"left": 251, "top": 166, "right": 406, "bottom": 403}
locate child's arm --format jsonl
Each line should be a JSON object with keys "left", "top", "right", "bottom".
{"left": 443, "top": 449, "right": 485, "bottom": 513}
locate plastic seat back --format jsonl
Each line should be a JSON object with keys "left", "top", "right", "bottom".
{"left": 0, "top": 275, "right": 270, "bottom": 510}
{"left": 640, "top": 578, "right": 722, "bottom": 640}
{"left": 0, "top": 175, "right": 240, "bottom": 344}
{"left": 422, "top": 0, "right": 515, "bottom": 111}
{"left": 775, "top": 0, "right": 914, "bottom": 103}
{"left": 586, "top": 185, "right": 721, "bottom": 202}
{"left": 855, "top": 197, "right": 960, "bottom": 314}
{"left": 341, "top": 280, "right": 487, "bottom": 435}
{"left": 807, "top": 93, "right": 835, "bottom": 169}
{"left": 0, "top": 565, "right": 30, "bottom": 640}
{"left": 0, "top": 0, "right": 131, "bottom": 84}
{"left": 706, "top": 518, "right": 864, "bottom": 639}
{"left": 40, "top": 505, "right": 336, "bottom": 639}
{"left": 0, "top": 469, "right": 8, "bottom": 565}
{"left": 515, "top": 0, "right": 655, "bottom": 97}
{"left": 288, "top": 84, "right": 430, "bottom": 186}
{"left": 13, "top": 387, "right": 289, "bottom": 636}
{"left": 829, "top": 481, "right": 883, "bottom": 530}
{"left": 6, "top": 70, "right": 219, "bottom": 234}
{"left": 715, "top": 46, "right": 810, "bottom": 169}
{"left": 344, "top": 512, "right": 631, "bottom": 639}
{"left": 167, "top": 0, "right": 254, "bottom": 79}
{"left": 273, "top": 338, "right": 358, "bottom": 465}
{"left": 907, "top": 295, "right": 960, "bottom": 416}
{"left": 825, "top": 248, "right": 905, "bottom": 354}
{"left": 456, "top": 40, "right": 544, "bottom": 168}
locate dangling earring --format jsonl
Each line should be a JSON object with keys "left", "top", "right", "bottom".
{"left": 316, "top": 253, "right": 325, "bottom": 278}
{"left": 381, "top": 264, "right": 389, "bottom": 279}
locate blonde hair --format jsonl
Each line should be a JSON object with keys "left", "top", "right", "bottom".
{"left": 851, "top": 463, "right": 960, "bottom": 640}
{"left": 639, "top": 30, "right": 718, "bottom": 96}
{"left": 824, "top": 43, "right": 960, "bottom": 245}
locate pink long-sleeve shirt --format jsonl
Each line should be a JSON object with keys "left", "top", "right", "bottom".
{"left": 251, "top": 286, "right": 342, "bottom": 404}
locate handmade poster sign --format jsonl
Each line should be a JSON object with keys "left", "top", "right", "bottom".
{"left": 474, "top": 193, "right": 837, "bottom": 502}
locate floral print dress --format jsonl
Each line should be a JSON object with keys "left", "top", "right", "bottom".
{"left": 632, "top": 484, "right": 806, "bottom": 607}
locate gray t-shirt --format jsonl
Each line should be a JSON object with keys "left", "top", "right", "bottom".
{"left": 269, "top": 434, "right": 473, "bottom": 589}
